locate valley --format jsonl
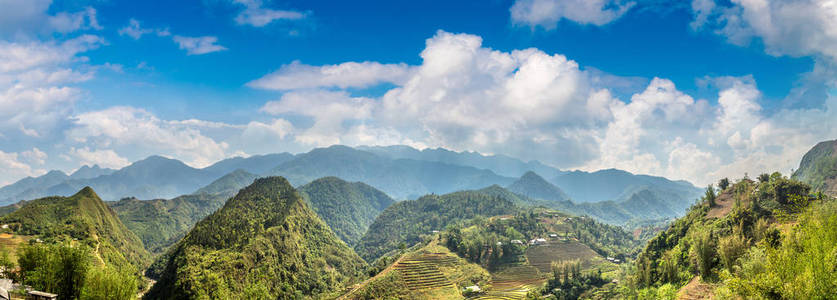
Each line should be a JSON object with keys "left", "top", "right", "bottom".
{"left": 0, "top": 142, "right": 832, "bottom": 299}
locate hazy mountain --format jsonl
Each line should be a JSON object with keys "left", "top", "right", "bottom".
{"left": 793, "top": 139, "right": 837, "bottom": 196}
{"left": 146, "top": 177, "right": 366, "bottom": 299}
{"left": 0, "top": 154, "right": 291, "bottom": 205}
{"left": 69, "top": 164, "right": 116, "bottom": 180}
{"left": 193, "top": 169, "right": 259, "bottom": 195}
{"left": 507, "top": 171, "right": 570, "bottom": 202}
{"left": 270, "top": 145, "right": 515, "bottom": 199}
{"left": 202, "top": 153, "right": 295, "bottom": 176}
{"left": 552, "top": 168, "right": 701, "bottom": 203}
{"left": 299, "top": 177, "right": 395, "bottom": 246}
{"left": 0, "top": 187, "right": 150, "bottom": 269}
{"left": 357, "top": 145, "right": 566, "bottom": 178}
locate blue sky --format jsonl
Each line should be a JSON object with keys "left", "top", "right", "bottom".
{"left": 1, "top": 0, "right": 836, "bottom": 187}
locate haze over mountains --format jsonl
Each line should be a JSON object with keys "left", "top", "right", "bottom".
{"left": 0, "top": 145, "right": 701, "bottom": 215}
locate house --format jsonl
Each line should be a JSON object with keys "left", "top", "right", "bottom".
{"left": 0, "top": 286, "right": 8, "bottom": 300}
{"left": 496, "top": 242, "right": 503, "bottom": 246}
{"left": 28, "top": 291, "right": 57, "bottom": 300}
{"left": 431, "top": 230, "right": 439, "bottom": 234}
{"left": 511, "top": 240, "right": 523, "bottom": 245}
{"left": 464, "top": 285, "right": 481, "bottom": 293}
{"left": 549, "top": 234, "right": 558, "bottom": 238}
{"left": 529, "top": 238, "right": 547, "bottom": 245}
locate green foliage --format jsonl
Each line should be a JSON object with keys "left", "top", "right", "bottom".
{"left": 355, "top": 189, "right": 519, "bottom": 262}
{"left": 705, "top": 184, "right": 716, "bottom": 207}
{"left": 544, "top": 260, "right": 609, "bottom": 300}
{"left": 146, "top": 177, "right": 367, "bottom": 299}
{"left": 689, "top": 230, "right": 716, "bottom": 281}
{"left": 717, "top": 233, "right": 747, "bottom": 272}
{"left": 1, "top": 187, "right": 150, "bottom": 270}
{"left": 792, "top": 140, "right": 837, "bottom": 194}
{"left": 110, "top": 192, "right": 230, "bottom": 253}
{"left": 443, "top": 212, "right": 543, "bottom": 268}
{"left": 81, "top": 266, "right": 138, "bottom": 300}
{"left": 718, "top": 178, "right": 730, "bottom": 191}
{"left": 299, "top": 177, "right": 395, "bottom": 246}
{"left": 18, "top": 243, "right": 90, "bottom": 300}
{"left": 719, "top": 199, "right": 837, "bottom": 299}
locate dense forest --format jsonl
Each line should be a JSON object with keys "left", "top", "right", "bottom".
{"left": 146, "top": 177, "right": 366, "bottom": 299}
{"left": 354, "top": 189, "right": 520, "bottom": 262}
{"left": 299, "top": 176, "right": 395, "bottom": 246}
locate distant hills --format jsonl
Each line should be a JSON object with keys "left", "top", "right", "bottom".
{"left": 299, "top": 177, "right": 395, "bottom": 246}
{"left": 146, "top": 177, "right": 366, "bottom": 299}
{"left": 0, "top": 145, "right": 701, "bottom": 223}
{"left": 507, "top": 171, "right": 570, "bottom": 202}
{"left": 0, "top": 187, "right": 150, "bottom": 270}
{"left": 793, "top": 139, "right": 837, "bottom": 196}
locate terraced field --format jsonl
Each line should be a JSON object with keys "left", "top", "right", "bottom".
{"left": 394, "top": 253, "right": 456, "bottom": 291}
{"left": 475, "top": 265, "right": 545, "bottom": 300}
{"left": 525, "top": 240, "right": 599, "bottom": 273}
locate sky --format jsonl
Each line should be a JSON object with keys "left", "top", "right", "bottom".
{"left": 0, "top": 0, "right": 836, "bottom": 187}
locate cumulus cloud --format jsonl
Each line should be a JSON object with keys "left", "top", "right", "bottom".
{"left": 510, "top": 0, "right": 636, "bottom": 28}
{"left": 0, "top": 150, "right": 45, "bottom": 186}
{"left": 0, "top": 34, "right": 104, "bottom": 138}
{"left": 66, "top": 147, "right": 130, "bottom": 169}
{"left": 248, "top": 61, "right": 414, "bottom": 90}
{"left": 172, "top": 36, "right": 227, "bottom": 55}
{"left": 691, "top": 0, "right": 837, "bottom": 61}
{"left": 0, "top": 0, "right": 100, "bottom": 36}
{"left": 118, "top": 19, "right": 153, "bottom": 39}
{"left": 232, "top": 0, "right": 307, "bottom": 27}
{"left": 67, "top": 106, "right": 231, "bottom": 168}
{"left": 21, "top": 147, "right": 47, "bottom": 165}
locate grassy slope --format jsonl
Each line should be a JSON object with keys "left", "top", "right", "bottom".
{"left": 792, "top": 139, "right": 837, "bottom": 195}
{"left": 0, "top": 187, "right": 150, "bottom": 270}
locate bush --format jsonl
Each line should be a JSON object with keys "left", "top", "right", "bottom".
{"left": 718, "top": 234, "right": 747, "bottom": 272}
{"left": 689, "top": 230, "right": 716, "bottom": 281}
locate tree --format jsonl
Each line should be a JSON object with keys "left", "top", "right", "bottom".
{"left": 705, "top": 185, "right": 717, "bottom": 207}
{"left": 18, "top": 243, "right": 91, "bottom": 300}
{"left": 757, "top": 173, "right": 770, "bottom": 183}
{"left": 690, "top": 230, "right": 716, "bottom": 281}
{"left": 719, "top": 178, "right": 730, "bottom": 191}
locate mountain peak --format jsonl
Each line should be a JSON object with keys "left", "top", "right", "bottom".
{"left": 507, "top": 171, "right": 569, "bottom": 201}
{"left": 74, "top": 186, "right": 99, "bottom": 199}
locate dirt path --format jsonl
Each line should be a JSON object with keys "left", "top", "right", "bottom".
{"left": 337, "top": 252, "right": 408, "bottom": 300}
{"left": 677, "top": 276, "right": 714, "bottom": 300}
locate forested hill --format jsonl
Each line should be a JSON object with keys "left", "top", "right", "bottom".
{"left": 146, "top": 177, "right": 366, "bottom": 299}
{"left": 0, "top": 187, "right": 150, "bottom": 270}
{"left": 354, "top": 188, "right": 519, "bottom": 262}
{"left": 627, "top": 173, "right": 834, "bottom": 298}
{"left": 299, "top": 177, "right": 395, "bottom": 246}
{"left": 793, "top": 139, "right": 837, "bottom": 196}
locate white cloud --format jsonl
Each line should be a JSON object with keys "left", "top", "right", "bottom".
{"left": 172, "top": 35, "right": 227, "bottom": 55}
{"left": 0, "top": 35, "right": 104, "bottom": 138}
{"left": 248, "top": 61, "right": 414, "bottom": 90}
{"left": 66, "top": 147, "right": 130, "bottom": 169}
{"left": 510, "top": 0, "right": 636, "bottom": 28}
{"left": 262, "top": 90, "right": 376, "bottom": 146}
{"left": 118, "top": 19, "right": 153, "bottom": 40}
{"left": 0, "top": 150, "right": 45, "bottom": 186}
{"left": 692, "top": 0, "right": 837, "bottom": 61}
{"left": 232, "top": 0, "right": 307, "bottom": 27}
{"left": 67, "top": 106, "right": 230, "bottom": 168}
{"left": 21, "top": 147, "right": 47, "bottom": 165}
{"left": 0, "top": 1, "right": 100, "bottom": 36}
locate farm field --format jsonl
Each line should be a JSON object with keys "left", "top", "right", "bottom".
{"left": 0, "top": 233, "right": 34, "bottom": 261}
{"left": 525, "top": 240, "right": 600, "bottom": 273}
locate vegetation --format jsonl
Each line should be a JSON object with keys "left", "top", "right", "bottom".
{"left": 146, "top": 177, "right": 367, "bottom": 299}
{"left": 442, "top": 212, "right": 543, "bottom": 269}
{"left": 17, "top": 243, "right": 139, "bottom": 300}
{"left": 0, "top": 187, "right": 150, "bottom": 270}
{"left": 354, "top": 189, "right": 519, "bottom": 262}
{"left": 109, "top": 192, "right": 230, "bottom": 253}
{"left": 299, "top": 176, "right": 395, "bottom": 246}
{"left": 625, "top": 172, "right": 832, "bottom": 298}
{"left": 792, "top": 139, "right": 837, "bottom": 195}
{"left": 541, "top": 260, "right": 609, "bottom": 300}
{"left": 507, "top": 171, "right": 569, "bottom": 202}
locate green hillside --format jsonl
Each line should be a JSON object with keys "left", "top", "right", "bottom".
{"left": 354, "top": 189, "right": 519, "bottom": 262}
{"left": 109, "top": 193, "right": 230, "bottom": 254}
{"left": 145, "top": 177, "right": 366, "bottom": 299}
{"left": 620, "top": 173, "right": 834, "bottom": 299}
{"left": 0, "top": 187, "right": 150, "bottom": 270}
{"left": 299, "top": 177, "right": 395, "bottom": 246}
{"left": 792, "top": 139, "right": 837, "bottom": 196}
